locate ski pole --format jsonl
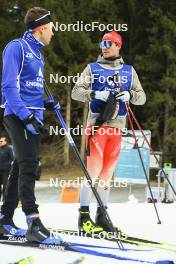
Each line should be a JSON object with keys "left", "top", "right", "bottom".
{"left": 125, "top": 103, "right": 162, "bottom": 224}
{"left": 44, "top": 81, "right": 124, "bottom": 249}
{"left": 128, "top": 106, "right": 176, "bottom": 197}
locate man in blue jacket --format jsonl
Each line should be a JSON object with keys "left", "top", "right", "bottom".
{"left": 0, "top": 7, "right": 62, "bottom": 244}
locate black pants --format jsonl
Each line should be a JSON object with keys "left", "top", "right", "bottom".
{"left": 1, "top": 115, "right": 40, "bottom": 219}
{"left": 0, "top": 170, "right": 9, "bottom": 202}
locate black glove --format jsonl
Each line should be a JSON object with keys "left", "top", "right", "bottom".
{"left": 44, "top": 101, "right": 60, "bottom": 111}
{"left": 108, "top": 73, "right": 121, "bottom": 92}
{"left": 22, "top": 114, "right": 44, "bottom": 135}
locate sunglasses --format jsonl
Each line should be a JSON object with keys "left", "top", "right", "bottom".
{"left": 99, "top": 41, "right": 113, "bottom": 49}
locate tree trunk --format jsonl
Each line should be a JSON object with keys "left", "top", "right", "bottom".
{"left": 162, "top": 64, "right": 169, "bottom": 162}
{"left": 163, "top": 88, "right": 169, "bottom": 162}
{"left": 63, "top": 87, "right": 71, "bottom": 166}
{"left": 80, "top": 103, "right": 88, "bottom": 160}
{"left": 128, "top": 0, "right": 135, "bottom": 63}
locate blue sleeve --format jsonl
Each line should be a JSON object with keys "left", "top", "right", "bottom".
{"left": 1, "top": 41, "right": 31, "bottom": 120}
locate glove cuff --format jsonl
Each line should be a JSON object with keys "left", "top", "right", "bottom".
{"left": 22, "top": 113, "right": 35, "bottom": 125}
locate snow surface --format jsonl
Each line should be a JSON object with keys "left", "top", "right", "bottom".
{"left": 0, "top": 202, "right": 176, "bottom": 264}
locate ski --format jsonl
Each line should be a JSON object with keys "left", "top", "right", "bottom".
{"left": 0, "top": 236, "right": 155, "bottom": 263}
{"left": 1, "top": 227, "right": 175, "bottom": 253}
{"left": 47, "top": 227, "right": 176, "bottom": 253}
{"left": 0, "top": 234, "right": 151, "bottom": 252}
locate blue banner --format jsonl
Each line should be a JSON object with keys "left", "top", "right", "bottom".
{"left": 114, "top": 148, "right": 150, "bottom": 184}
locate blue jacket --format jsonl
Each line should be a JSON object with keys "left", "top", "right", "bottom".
{"left": 1, "top": 31, "right": 45, "bottom": 121}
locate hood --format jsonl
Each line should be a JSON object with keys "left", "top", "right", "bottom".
{"left": 97, "top": 54, "right": 124, "bottom": 67}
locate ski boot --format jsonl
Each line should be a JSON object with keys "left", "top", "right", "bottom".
{"left": 0, "top": 215, "right": 26, "bottom": 237}
{"left": 95, "top": 207, "right": 127, "bottom": 240}
{"left": 26, "top": 216, "right": 63, "bottom": 245}
{"left": 78, "top": 206, "right": 104, "bottom": 237}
